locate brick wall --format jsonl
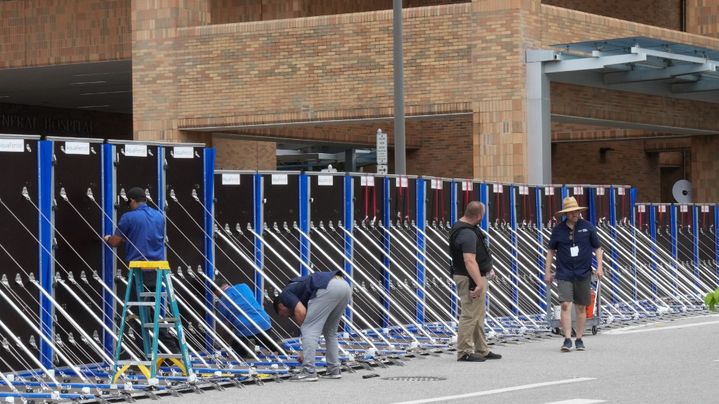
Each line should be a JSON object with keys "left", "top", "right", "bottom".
{"left": 692, "top": 135, "right": 719, "bottom": 202}
{"left": 0, "top": 0, "right": 130, "bottom": 68}
{"left": 542, "top": 0, "right": 682, "bottom": 30}
{"left": 686, "top": 0, "right": 719, "bottom": 37}
{"left": 210, "top": 0, "right": 469, "bottom": 24}
{"left": 552, "top": 139, "right": 662, "bottom": 202}
{"left": 212, "top": 136, "right": 276, "bottom": 170}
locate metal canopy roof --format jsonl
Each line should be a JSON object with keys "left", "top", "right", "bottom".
{"left": 529, "top": 36, "right": 719, "bottom": 102}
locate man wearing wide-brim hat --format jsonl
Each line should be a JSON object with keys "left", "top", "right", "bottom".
{"left": 544, "top": 196, "right": 604, "bottom": 352}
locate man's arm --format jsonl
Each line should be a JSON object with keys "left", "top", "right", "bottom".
{"left": 104, "top": 234, "right": 123, "bottom": 248}
{"left": 594, "top": 247, "right": 604, "bottom": 280}
{"left": 293, "top": 302, "right": 307, "bottom": 325}
{"left": 463, "top": 253, "right": 484, "bottom": 298}
{"left": 544, "top": 249, "right": 555, "bottom": 284}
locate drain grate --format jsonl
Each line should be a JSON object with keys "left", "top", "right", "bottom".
{"left": 381, "top": 376, "right": 446, "bottom": 382}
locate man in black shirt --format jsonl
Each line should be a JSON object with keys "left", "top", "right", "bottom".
{"left": 449, "top": 201, "right": 502, "bottom": 362}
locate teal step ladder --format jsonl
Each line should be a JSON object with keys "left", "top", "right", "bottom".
{"left": 112, "top": 260, "right": 193, "bottom": 384}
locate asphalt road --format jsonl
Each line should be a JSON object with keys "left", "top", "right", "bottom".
{"left": 166, "top": 314, "right": 719, "bottom": 404}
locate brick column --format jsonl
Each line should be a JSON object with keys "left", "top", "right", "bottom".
{"left": 692, "top": 135, "right": 719, "bottom": 202}
{"left": 471, "top": 0, "right": 542, "bottom": 183}
{"left": 131, "top": 0, "right": 210, "bottom": 142}
{"left": 686, "top": 0, "right": 719, "bottom": 38}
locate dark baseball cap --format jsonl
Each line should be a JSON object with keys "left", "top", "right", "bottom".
{"left": 126, "top": 187, "right": 147, "bottom": 205}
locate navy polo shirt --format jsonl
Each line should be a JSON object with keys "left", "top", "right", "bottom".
{"left": 217, "top": 284, "right": 271, "bottom": 337}
{"left": 115, "top": 203, "right": 165, "bottom": 262}
{"left": 548, "top": 218, "right": 601, "bottom": 281}
{"left": 279, "top": 270, "right": 342, "bottom": 311}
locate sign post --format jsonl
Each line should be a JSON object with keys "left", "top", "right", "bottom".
{"left": 376, "top": 129, "right": 388, "bottom": 175}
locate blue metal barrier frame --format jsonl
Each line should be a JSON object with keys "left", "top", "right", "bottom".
{"left": 203, "top": 148, "right": 216, "bottom": 349}
{"left": 609, "top": 187, "right": 619, "bottom": 305}
{"left": 649, "top": 205, "right": 658, "bottom": 295}
{"left": 253, "top": 173, "right": 264, "bottom": 304}
{"left": 715, "top": 205, "right": 719, "bottom": 285}
{"left": 670, "top": 204, "right": 679, "bottom": 295}
{"left": 450, "top": 180, "right": 458, "bottom": 319}
{"left": 509, "top": 185, "right": 519, "bottom": 315}
{"left": 630, "top": 188, "right": 638, "bottom": 300}
{"left": 343, "top": 175, "right": 353, "bottom": 330}
{"left": 101, "top": 143, "right": 116, "bottom": 357}
{"left": 415, "top": 178, "right": 426, "bottom": 324}
{"left": 299, "top": 174, "right": 310, "bottom": 277}
{"left": 382, "top": 176, "right": 391, "bottom": 328}
{"left": 38, "top": 140, "right": 53, "bottom": 368}
{"left": 535, "top": 187, "right": 546, "bottom": 311}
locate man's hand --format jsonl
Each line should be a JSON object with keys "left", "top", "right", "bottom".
{"left": 544, "top": 272, "right": 554, "bottom": 284}
{"left": 595, "top": 267, "right": 604, "bottom": 281}
{"left": 486, "top": 269, "right": 496, "bottom": 281}
{"left": 470, "top": 286, "right": 482, "bottom": 299}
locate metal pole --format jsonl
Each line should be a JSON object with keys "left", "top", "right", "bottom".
{"left": 393, "top": 0, "right": 406, "bottom": 174}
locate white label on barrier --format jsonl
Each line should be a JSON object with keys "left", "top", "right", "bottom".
{"left": 173, "top": 146, "right": 194, "bottom": 159}
{"left": 680, "top": 205, "right": 688, "bottom": 213}
{"left": 573, "top": 186, "right": 583, "bottom": 195}
{"left": 430, "top": 179, "right": 439, "bottom": 190}
{"left": 518, "top": 186, "right": 529, "bottom": 195}
{"left": 637, "top": 205, "right": 646, "bottom": 213}
{"left": 361, "top": 176, "right": 375, "bottom": 187}
{"left": 462, "top": 181, "right": 472, "bottom": 192}
{"left": 124, "top": 144, "right": 147, "bottom": 157}
{"left": 492, "top": 184, "right": 503, "bottom": 193}
{"left": 221, "top": 173, "right": 241, "bottom": 185}
{"left": 271, "top": 174, "right": 288, "bottom": 185}
{"left": 658, "top": 205, "right": 666, "bottom": 213}
{"left": 317, "top": 175, "right": 333, "bottom": 186}
{"left": 702, "top": 205, "right": 710, "bottom": 213}
{"left": 64, "top": 141, "right": 89, "bottom": 155}
{"left": 596, "top": 187, "right": 605, "bottom": 196}
{"left": 618, "top": 187, "right": 626, "bottom": 195}
{"left": 396, "top": 177, "right": 408, "bottom": 188}
{"left": 0, "top": 139, "right": 24, "bottom": 152}
{"left": 544, "top": 187, "right": 554, "bottom": 196}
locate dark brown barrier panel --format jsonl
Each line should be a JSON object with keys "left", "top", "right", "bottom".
{"left": 697, "top": 205, "right": 717, "bottom": 289}
{"left": 0, "top": 135, "right": 40, "bottom": 372}
{"left": 423, "top": 178, "right": 453, "bottom": 324}
{"left": 51, "top": 137, "right": 104, "bottom": 365}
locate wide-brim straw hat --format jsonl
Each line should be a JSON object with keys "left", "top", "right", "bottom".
{"left": 555, "top": 196, "right": 588, "bottom": 216}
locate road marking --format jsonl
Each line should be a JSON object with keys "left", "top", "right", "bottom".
{"left": 604, "top": 319, "right": 719, "bottom": 335}
{"left": 392, "top": 377, "right": 596, "bottom": 404}
{"left": 545, "top": 399, "right": 606, "bottom": 404}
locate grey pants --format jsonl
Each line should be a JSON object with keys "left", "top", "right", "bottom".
{"left": 301, "top": 277, "right": 351, "bottom": 374}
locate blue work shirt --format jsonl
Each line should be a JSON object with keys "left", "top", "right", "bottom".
{"left": 279, "top": 270, "right": 342, "bottom": 311}
{"left": 548, "top": 218, "right": 601, "bottom": 281}
{"left": 217, "top": 284, "right": 271, "bottom": 337}
{"left": 114, "top": 203, "right": 165, "bottom": 262}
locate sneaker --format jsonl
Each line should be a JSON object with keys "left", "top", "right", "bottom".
{"left": 482, "top": 351, "right": 502, "bottom": 360}
{"left": 289, "top": 372, "right": 318, "bottom": 382}
{"left": 319, "top": 367, "right": 342, "bottom": 379}
{"left": 561, "top": 338, "right": 572, "bottom": 352}
{"left": 575, "top": 339, "right": 585, "bottom": 351}
{"left": 457, "top": 353, "right": 486, "bottom": 362}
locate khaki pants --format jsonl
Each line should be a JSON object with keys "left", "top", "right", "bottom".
{"left": 453, "top": 275, "right": 489, "bottom": 358}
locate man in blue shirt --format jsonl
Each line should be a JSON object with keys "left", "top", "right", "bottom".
{"left": 104, "top": 187, "right": 178, "bottom": 353}
{"left": 216, "top": 282, "right": 275, "bottom": 356}
{"left": 273, "top": 270, "right": 351, "bottom": 382}
{"left": 544, "top": 196, "right": 604, "bottom": 352}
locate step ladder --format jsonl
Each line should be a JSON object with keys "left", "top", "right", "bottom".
{"left": 112, "top": 261, "right": 193, "bottom": 384}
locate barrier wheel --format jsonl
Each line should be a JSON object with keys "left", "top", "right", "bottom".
{"left": 591, "top": 326, "right": 598, "bottom": 335}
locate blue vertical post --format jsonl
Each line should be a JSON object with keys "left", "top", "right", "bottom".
{"left": 509, "top": 186, "right": 519, "bottom": 316}
{"left": 343, "top": 175, "right": 353, "bottom": 330}
{"left": 588, "top": 188, "right": 597, "bottom": 225}
{"left": 608, "top": 187, "right": 619, "bottom": 305}
{"left": 415, "top": 179, "right": 426, "bottom": 324}
{"left": 670, "top": 205, "right": 678, "bottom": 295}
{"left": 692, "top": 205, "right": 700, "bottom": 295}
{"left": 715, "top": 205, "right": 719, "bottom": 286}
{"left": 156, "top": 146, "right": 165, "bottom": 228}
{"left": 253, "top": 174, "right": 264, "bottom": 304}
{"left": 649, "top": 205, "right": 658, "bottom": 295}
{"left": 38, "top": 140, "right": 53, "bottom": 369}
{"left": 449, "top": 181, "right": 458, "bottom": 319}
{"left": 630, "top": 188, "right": 638, "bottom": 300}
{"left": 535, "top": 187, "right": 546, "bottom": 310}
{"left": 101, "top": 143, "right": 116, "bottom": 357}
{"left": 561, "top": 186, "right": 569, "bottom": 200}
{"left": 203, "top": 148, "right": 216, "bottom": 349}
{"left": 298, "top": 175, "right": 311, "bottom": 277}
{"left": 479, "top": 184, "right": 490, "bottom": 315}
{"left": 382, "top": 176, "right": 391, "bottom": 328}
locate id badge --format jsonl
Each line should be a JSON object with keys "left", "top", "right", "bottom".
{"left": 570, "top": 246, "right": 579, "bottom": 257}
